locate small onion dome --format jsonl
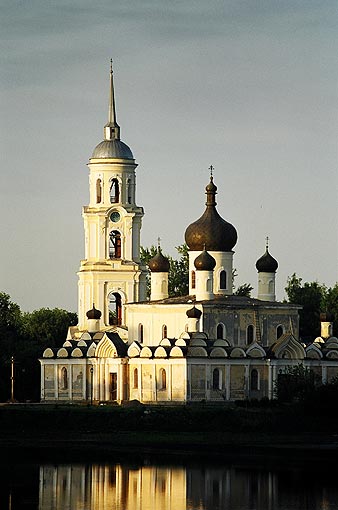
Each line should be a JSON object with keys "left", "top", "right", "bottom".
{"left": 184, "top": 176, "right": 237, "bottom": 252}
{"left": 194, "top": 249, "right": 216, "bottom": 271}
{"left": 255, "top": 249, "right": 278, "bottom": 273}
{"left": 86, "top": 304, "right": 102, "bottom": 320}
{"left": 186, "top": 306, "right": 202, "bottom": 319}
{"left": 92, "top": 139, "right": 134, "bottom": 159}
{"left": 148, "top": 249, "right": 170, "bottom": 272}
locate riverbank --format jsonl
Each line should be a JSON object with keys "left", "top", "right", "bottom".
{"left": 0, "top": 402, "right": 337, "bottom": 463}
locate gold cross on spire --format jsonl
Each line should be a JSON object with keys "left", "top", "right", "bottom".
{"left": 209, "top": 165, "right": 214, "bottom": 177}
{"left": 266, "top": 236, "right": 269, "bottom": 250}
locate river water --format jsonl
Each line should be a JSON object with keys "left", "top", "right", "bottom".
{"left": 2, "top": 456, "right": 337, "bottom": 510}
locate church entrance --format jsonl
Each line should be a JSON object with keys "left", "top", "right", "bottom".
{"left": 110, "top": 373, "right": 117, "bottom": 401}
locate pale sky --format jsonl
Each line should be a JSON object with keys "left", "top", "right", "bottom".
{"left": 1, "top": 1, "right": 337, "bottom": 313}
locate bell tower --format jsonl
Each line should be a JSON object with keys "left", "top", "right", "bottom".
{"left": 77, "top": 62, "right": 147, "bottom": 330}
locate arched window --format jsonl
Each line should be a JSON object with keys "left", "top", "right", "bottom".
{"left": 220, "top": 270, "right": 227, "bottom": 290}
{"left": 212, "top": 368, "right": 221, "bottom": 390}
{"left": 109, "top": 230, "right": 121, "bottom": 258}
{"left": 269, "top": 280, "right": 274, "bottom": 293}
{"left": 138, "top": 324, "right": 144, "bottom": 343}
{"left": 162, "top": 325, "right": 167, "bottom": 339}
{"left": 276, "top": 325, "right": 284, "bottom": 339}
{"left": 61, "top": 367, "right": 68, "bottom": 390}
{"left": 251, "top": 369, "right": 259, "bottom": 391}
{"left": 159, "top": 368, "right": 166, "bottom": 390}
{"left": 127, "top": 178, "right": 132, "bottom": 204}
{"left": 110, "top": 178, "right": 120, "bottom": 203}
{"left": 191, "top": 271, "right": 196, "bottom": 289}
{"left": 109, "top": 292, "right": 122, "bottom": 325}
{"left": 216, "top": 323, "right": 225, "bottom": 339}
{"left": 206, "top": 278, "right": 212, "bottom": 292}
{"left": 133, "top": 368, "right": 138, "bottom": 389}
{"left": 247, "top": 325, "right": 254, "bottom": 344}
{"left": 96, "top": 178, "right": 102, "bottom": 203}
{"left": 185, "top": 324, "right": 189, "bottom": 332}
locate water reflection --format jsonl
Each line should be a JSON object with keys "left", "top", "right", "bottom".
{"left": 39, "top": 464, "right": 186, "bottom": 510}
{"left": 2, "top": 459, "right": 337, "bottom": 510}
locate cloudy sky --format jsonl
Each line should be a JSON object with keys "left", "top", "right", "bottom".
{"left": 1, "top": 1, "right": 337, "bottom": 312}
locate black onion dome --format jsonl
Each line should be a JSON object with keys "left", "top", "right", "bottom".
{"left": 148, "top": 249, "right": 170, "bottom": 272}
{"left": 256, "top": 249, "right": 278, "bottom": 273}
{"left": 86, "top": 304, "right": 102, "bottom": 320}
{"left": 184, "top": 176, "right": 237, "bottom": 251}
{"left": 194, "top": 249, "right": 216, "bottom": 271}
{"left": 186, "top": 306, "right": 202, "bottom": 319}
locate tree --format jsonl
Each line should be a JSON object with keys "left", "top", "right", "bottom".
{"left": 18, "top": 308, "right": 78, "bottom": 401}
{"left": 0, "top": 292, "right": 22, "bottom": 340}
{"left": 274, "top": 364, "right": 318, "bottom": 403}
{"left": 140, "top": 244, "right": 189, "bottom": 298}
{"left": 285, "top": 274, "right": 327, "bottom": 341}
{"left": 0, "top": 293, "right": 24, "bottom": 401}
{"left": 0, "top": 293, "right": 78, "bottom": 402}
{"left": 234, "top": 283, "right": 254, "bottom": 297}
{"left": 21, "top": 308, "right": 78, "bottom": 348}
{"left": 232, "top": 269, "right": 253, "bottom": 297}
{"left": 168, "top": 244, "right": 189, "bottom": 297}
{"left": 324, "top": 283, "right": 338, "bottom": 336}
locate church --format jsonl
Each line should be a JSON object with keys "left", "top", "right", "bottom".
{"left": 40, "top": 65, "right": 338, "bottom": 404}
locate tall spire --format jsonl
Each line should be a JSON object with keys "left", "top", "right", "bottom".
{"left": 104, "top": 59, "right": 120, "bottom": 141}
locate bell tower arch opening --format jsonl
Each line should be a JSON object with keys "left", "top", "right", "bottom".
{"left": 109, "top": 230, "right": 122, "bottom": 259}
{"left": 110, "top": 178, "right": 120, "bottom": 203}
{"left": 108, "top": 292, "right": 122, "bottom": 326}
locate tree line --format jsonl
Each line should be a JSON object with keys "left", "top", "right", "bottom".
{"left": 0, "top": 292, "right": 77, "bottom": 402}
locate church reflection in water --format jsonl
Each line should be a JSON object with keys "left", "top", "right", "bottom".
{"left": 39, "top": 464, "right": 186, "bottom": 510}
{"left": 37, "top": 462, "right": 337, "bottom": 510}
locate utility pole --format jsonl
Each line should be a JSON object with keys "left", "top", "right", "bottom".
{"left": 90, "top": 367, "right": 94, "bottom": 405}
{"left": 10, "top": 356, "right": 15, "bottom": 403}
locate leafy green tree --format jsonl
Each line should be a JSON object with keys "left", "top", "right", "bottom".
{"left": 140, "top": 244, "right": 189, "bottom": 298}
{"left": 0, "top": 293, "right": 24, "bottom": 401}
{"left": 285, "top": 274, "right": 338, "bottom": 341}
{"left": 324, "top": 283, "right": 338, "bottom": 336}
{"left": 0, "top": 292, "right": 22, "bottom": 340}
{"left": 285, "top": 274, "right": 326, "bottom": 341}
{"left": 232, "top": 268, "right": 253, "bottom": 296}
{"left": 234, "top": 283, "right": 254, "bottom": 297}
{"left": 0, "top": 293, "right": 78, "bottom": 402}
{"left": 18, "top": 308, "right": 77, "bottom": 401}
{"left": 275, "top": 364, "right": 318, "bottom": 403}
{"left": 168, "top": 244, "right": 189, "bottom": 297}
{"left": 21, "top": 308, "right": 77, "bottom": 348}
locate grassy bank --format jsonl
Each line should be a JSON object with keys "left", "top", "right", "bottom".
{"left": 0, "top": 402, "right": 337, "bottom": 462}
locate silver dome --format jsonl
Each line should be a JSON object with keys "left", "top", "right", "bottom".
{"left": 91, "top": 139, "right": 134, "bottom": 159}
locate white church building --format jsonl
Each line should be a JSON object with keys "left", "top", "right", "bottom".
{"left": 40, "top": 65, "right": 338, "bottom": 404}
